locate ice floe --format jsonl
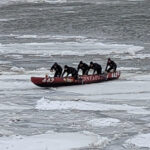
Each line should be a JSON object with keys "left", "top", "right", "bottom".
{"left": 5, "top": 54, "right": 23, "bottom": 59}
{"left": 0, "top": 0, "right": 67, "bottom": 6}
{"left": 118, "top": 67, "right": 140, "bottom": 71}
{"left": 0, "top": 61, "right": 11, "bottom": 64}
{"left": 57, "top": 80, "right": 150, "bottom": 95}
{"left": 115, "top": 53, "right": 150, "bottom": 60}
{"left": 126, "top": 133, "right": 150, "bottom": 148}
{"left": 0, "top": 131, "right": 109, "bottom": 150}
{"left": 0, "top": 41, "right": 144, "bottom": 56}
{"left": 10, "top": 66, "right": 25, "bottom": 72}
{"left": 87, "top": 118, "right": 120, "bottom": 127}
{"left": 36, "top": 97, "right": 149, "bottom": 115}
{"left": 15, "top": 34, "right": 85, "bottom": 40}
{"left": 0, "top": 75, "right": 33, "bottom": 91}
{"left": 0, "top": 103, "right": 31, "bottom": 110}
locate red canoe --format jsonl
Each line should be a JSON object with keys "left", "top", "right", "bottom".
{"left": 31, "top": 71, "right": 121, "bottom": 87}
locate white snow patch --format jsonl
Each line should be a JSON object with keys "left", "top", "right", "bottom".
{"left": 0, "top": 79, "right": 33, "bottom": 91}
{"left": 0, "top": 61, "right": 11, "bottom": 64}
{"left": 127, "top": 0, "right": 145, "bottom": 2}
{"left": 0, "top": 131, "right": 108, "bottom": 150}
{"left": 43, "top": 0, "right": 67, "bottom": 3}
{"left": 87, "top": 118, "right": 120, "bottom": 127}
{"left": 0, "top": 129, "right": 13, "bottom": 136}
{"left": 126, "top": 133, "right": 150, "bottom": 148}
{"left": 36, "top": 97, "right": 149, "bottom": 114}
{"left": 16, "top": 34, "right": 85, "bottom": 40}
{"left": 35, "top": 67, "right": 47, "bottom": 71}
{"left": 118, "top": 67, "right": 140, "bottom": 71}
{"left": 10, "top": 66, "right": 25, "bottom": 72}
{"left": 115, "top": 53, "right": 150, "bottom": 60}
{"left": 5, "top": 54, "right": 23, "bottom": 59}
{"left": 0, "top": 0, "right": 67, "bottom": 5}
{"left": 0, "top": 103, "right": 31, "bottom": 110}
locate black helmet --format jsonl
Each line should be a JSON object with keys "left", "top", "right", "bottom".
{"left": 80, "top": 61, "right": 83, "bottom": 64}
{"left": 64, "top": 65, "right": 68, "bottom": 68}
{"left": 90, "top": 61, "right": 93, "bottom": 65}
{"left": 108, "top": 58, "right": 111, "bottom": 61}
{"left": 54, "top": 62, "right": 58, "bottom": 66}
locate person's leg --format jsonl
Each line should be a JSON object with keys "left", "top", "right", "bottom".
{"left": 100, "top": 67, "right": 102, "bottom": 74}
{"left": 107, "top": 67, "right": 111, "bottom": 72}
{"left": 114, "top": 65, "right": 117, "bottom": 72}
{"left": 97, "top": 68, "right": 101, "bottom": 75}
{"left": 54, "top": 72, "right": 58, "bottom": 77}
{"left": 55, "top": 71, "right": 61, "bottom": 77}
{"left": 73, "top": 72, "right": 78, "bottom": 80}
{"left": 82, "top": 69, "right": 86, "bottom": 75}
{"left": 83, "top": 69, "right": 88, "bottom": 75}
{"left": 85, "top": 70, "right": 88, "bottom": 75}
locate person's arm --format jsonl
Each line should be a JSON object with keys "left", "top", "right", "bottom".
{"left": 50, "top": 66, "right": 54, "bottom": 72}
{"left": 77, "top": 65, "right": 80, "bottom": 72}
{"left": 55, "top": 68, "right": 59, "bottom": 72}
{"left": 105, "top": 62, "right": 108, "bottom": 71}
{"left": 66, "top": 72, "right": 69, "bottom": 77}
{"left": 62, "top": 70, "right": 66, "bottom": 77}
{"left": 93, "top": 69, "right": 96, "bottom": 75}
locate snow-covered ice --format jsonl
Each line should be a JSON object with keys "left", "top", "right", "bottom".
{"left": 0, "top": 40, "right": 144, "bottom": 56}
{"left": 126, "top": 133, "right": 150, "bottom": 148}
{"left": 57, "top": 79, "right": 150, "bottom": 98}
{"left": 0, "top": 131, "right": 109, "bottom": 150}
{"left": 10, "top": 66, "right": 25, "bottom": 72}
{"left": 0, "top": 1, "right": 150, "bottom": 149}
{"left": 87, "top": 118, "right": 120, "bottom": 127}
{"left": 36, "top": 97, "right": 150, "bottom": 115}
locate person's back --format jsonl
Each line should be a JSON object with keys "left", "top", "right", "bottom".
{"left": 50, "top": 63, "right": 62, "bottom": 77}
{"left": 108, "top": 59, "right": 116, "bottom": 67}
{"left": 89, "top": 62, "right": 102, "bottom": 75}
{"left": 105, "top": 58, "right": 117, "bottom": 72}
{"left": 65, "top": 66, "right": 77, "bottom": 75}
{"left": 62, "top": 65, "right": 78, "bottom": 79}
{"left": 77, "top": 61, "right": 89, "bottom": 75}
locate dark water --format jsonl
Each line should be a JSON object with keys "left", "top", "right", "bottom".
{"left": 0, "top": 0, "right": 150, "bottom": 42}
{"left": 0, "top": 0, "right": 149, "bottom": 70}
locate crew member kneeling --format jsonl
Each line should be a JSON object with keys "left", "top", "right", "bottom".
{"left": 77, "top": 61, "right": 89, "bottom": 75}
{"left": 105, "top": 58, "right": 117, "bottom": 72}
{"left": 62, "top": 65, "right": 78, "bottom": 80}
{"left": 50, "top": 62, "right": 62, "bottom": 77}
{"left": 89, "top": 62, "right": 102, "bottom": 75}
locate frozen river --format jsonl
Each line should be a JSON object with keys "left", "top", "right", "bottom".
{"left": 0, "top": 0, "right": 150, "bottom": 149}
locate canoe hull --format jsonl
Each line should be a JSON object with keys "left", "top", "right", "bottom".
{"left": 31, "top": 71, "right": 121, "bottom": 87}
